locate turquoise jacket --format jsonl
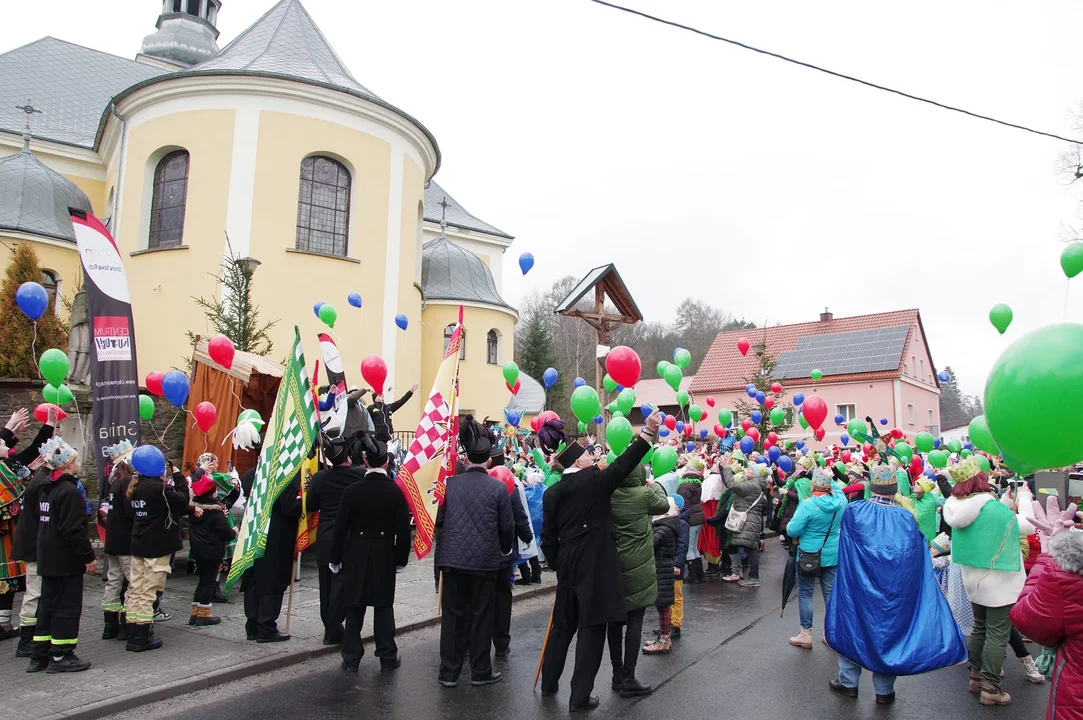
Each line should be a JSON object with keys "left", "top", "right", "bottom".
{"left": 786, "top": 491, "right": 847, "bottom": 568}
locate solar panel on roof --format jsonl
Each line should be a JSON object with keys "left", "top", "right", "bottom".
{"left": 772, "top": 325, "right": 909, "bottom": 380}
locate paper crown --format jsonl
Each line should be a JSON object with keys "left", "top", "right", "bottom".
{"left": 811, "top": 468, "right": 835, "bottom": 489}
{"left": 869, "top": 464, "right": 897, "bottom": 488}
{"left": 39, "top": 437, "right": 77, "bottom": 471}
{"left": 796, "top": 455, "right": 815, "bottom": 471}
{"left": 751, "top": 464, "right": 770, "bottom": 479}
{"left": 105, "top": 439, "right": 133, "bottom": 460}
{"left": 948, "top": 457, "right": 982, "bottom": 484}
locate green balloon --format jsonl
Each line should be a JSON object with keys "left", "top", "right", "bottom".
{"left": 663, "top": 364, "right": 683, "bottom": 392}
{"left": 38, "top": 348, "right": 70, "bottom": 388}
{"left": 798, "top": 412, "right": 809, "bottom": 430}
{"left": 846, "top": 418, "right": 868, "bottom": 440}
{"left": 834, "top": 461, "right": 846, "bottom": 474}
{"left": 817, "top": 455, "right": 826, "bottom": 467}
{"left": 673, "top": 348, "right": 692, "bottom": 370}
{"left": 643, "top": 447, "right": 655, "bottom": 465}
{"left": 947, "top": 439, "right": 962, "bottom": 454}
{"left": 603, "top": 374, "right": 617, "bottom": 394}
{"left": 656, "top": 361, "right": 669, "bottom": 377}
{"left": 811, "top": 369, "right": 823, "bottom": 382}
{"left": 238, "top": 408, "right": 264, "bottom": 429}
{"left": 989, "top": 303, "right": 1013, "bottom": 335}
{"left": 607, "top": 401, "right": 618, "bottom": 414}
{"left": 502, "top": 361, "right": 519, "bottom": 387}
{"left": 975, "top": 455, "right": 991, "bottom": 473}
{"left": 986, "top": 324, "right": 1083, "bottom": 472}
{"left": 617, "top": 388, "right": 636, "bottom": 416}
{"left": 652, "top": 446, "right": 678, "bottom": 475}
{"left": 928, "top": 449, "right": 948, "bottom": 468}
{"left": 689, "top": 404, "right": 703, "bottom": 422}
{"left": 770, "top": 408, "right": 785, "bottom": 426}
{"left": 961, "top": 449, "right": 971, "bottom": 458}
{"left": 607, "top": 451, "right": 617, "bottom": 465}
{"left": 914, "top": 431, "right": 934, "bottom": 453}
{"left": 43, "top": 384, "right": 74, "bottom": 406}
{"left": 318, "top": 303, "right": 337, "bottom": 328}
{"left": 612, "top": 410, "right": 624, "bottom": 419}
{"left": 578, "top": 421, "right": 587, "bottom": 433}
{"left": 736, "top": 428, "right": 744, "bottom": 438}
{"left": 895, "top": 441, "right": 913, "bottom": 462}
{"left": 138, "top": 394, "right": 155, "bottom": 421}
{"left": 967, "top": 415, "right": 999, "bottom": 455}
{"left": 570, "top": 385, "right": 601, "bottom": 423}
{"left": 676, "top": 390, "right": 689, "bottom": 408}
{"left": 1061, "top": 242, "right": 1083, "bottom": 279}
{"left": 606, "top": 416, "right": 634, "bottom": 453}
{"left": 717, "top": 409, "right": 732, "bottom": 427}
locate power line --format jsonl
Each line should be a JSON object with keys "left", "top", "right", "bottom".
{"left": 588, "top": 0, "right": 1083, "bottom": 145}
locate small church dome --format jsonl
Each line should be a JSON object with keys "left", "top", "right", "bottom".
{"left": 0, "top": 138, "right": 93, "bottom": 242}
{"left": 421, "top": 236, "right": 512, "bottom": 310}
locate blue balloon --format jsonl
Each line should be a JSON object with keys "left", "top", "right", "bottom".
{"left": 740, "top": 436, "right": 755, "bottom": 454}
{"left": 699, "top": 429, "right": 708, "bottom": 439}
{"left": 963, "top": 442, "right": 973, "bottom": 451}
{"left": 593, "top": 415, "right": 604, "bottom": 425}
{"left": 746, "top": 386, "right": 757, "bottom": 398}
{"left": 675, "top": 421, "right": 685, "bottom": 433}
{"left": 641, "top": 403, "right": 654, "bottom": 416}
{"left": 933, "top": 438, "right": 941, "bottom": 449}
{"left": 395, "top": 313, "right": 408, "bottom": 331}
{"left": 659, "top": 427, "right": 670, "bottom": 438}
{"left": 937, "top": 371, "right": 951, "bottom": 383}
{"left": 573, "top": 377, "right": 586, "bottom": 389}
{"left": 131, "top": 445, "right": 166, "bottom": 478}
{"left": 506, "top": 408, "right": 523, "bottom": 427}
{"left": 658, "top": 413, "right": 667, "bottom": 424}
{"left": 313, "top": 301, "right": 325, "bottom": 317}
{"left": 750, "top": 410, "right": 763, "bottom": 424}
{"left": 880, "top": 418, "right": 889, "bottom": 426}
{"left": 15, "top": 281, "right": 49, "bottom": 320}
{"left": 834, "top": 414, "right": 845, "bottom": 426}
{"left": 778, "top": 455, "right": 794, "bottom": 473}
{"left": 161, "top": 370, "right": 189, "bottom": 408}
{"left": 840, "top": 434, "right": 849, "bottom": 446}
{"left": 347, "top": 292, "right": 362, "bottom": 308}
{"left": 686, "top": 442, "right": 695, "bottom": 452}
{"left": 755, "top": 391, "right": 766, "bottom": 404}
{"left": 924, "top": 468, "right": 937, "bottom": 480}
{"left": 615, "top": 385, "right": 624, "bottom": 393}
{"left": 768, "top": 446, "right": 781, "bottom": 463}
{"left": 543, "top": 367, "right": 558, "bottom": 389}
{"left": 801, "top": 447, "right": 809, "bottom": 455}
{"left": 793, "top": 392, "right": 805, "bottom": 406}
{"left": 756, "top": 456, "right": 769, "bottom": 465}
{"left": 518, "top": 252, "right": 534, "bottom": 275}
{"left": 796, "top": 440, "right": 805, "bottom": 449}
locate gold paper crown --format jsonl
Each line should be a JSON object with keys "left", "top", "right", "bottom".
{"left": 948, "top": 457, "right": 982, "bottom": 484}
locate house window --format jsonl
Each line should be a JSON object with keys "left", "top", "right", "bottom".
{"left": 920, "top": 358, "right": 924, "bottom": 378}
{"left": 296, "top": 156, "right": 351, "bottom": 258}
{"left": 904, "top": 363, "right": 909, "bottom": 375}
{"left": 186, "top": 0, "right": 202, "bottom": 16}
{"left": 907, "top": 403, "right": 915, "bottom": 425}
{"left": 928, "top": 409, "right": 934, "bottom": 426}
{"left": 836, "top": 404, "right": 856, "bottom": 422}
{"left": 443, "top": 324, "right": 465, "bottom": 360}
{"left": 149, "top": 150, "right": 189, "bottom": 249}
{"left": 41, "top": 270, "right": 58, "bottom": 308}
{"left": 486, "top": 329, "right": 500, "bottom": 365}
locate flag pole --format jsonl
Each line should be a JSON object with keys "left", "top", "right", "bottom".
{"left": 285, "top": 552, "right": 299, "bottom": 633}
{"left": 436, "top": 570, "right": 444, "bottom": 617}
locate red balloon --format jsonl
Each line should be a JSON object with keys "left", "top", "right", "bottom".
{"left": 530, "top": 416, "right": 542, "bottom": 433}
{"left": 605, "top": 346, "right": 642, "bottom": 389}
{"left": 814, "top": 427, "right": 826, "bottom": 441}
{"left": 360, "top": 355, "right": 388, "bottom": 396}
{"left": 763, "top": 397, "right": 775, "bottom": 410}
{"left": 194, "top": 401, "right": 217, "bottom": 433}
{"left": 684, "top": 425, "right": 694, "bottom": 436}
{"left": 767, "top": 431, "right": 779, "bottom": 445}
{"left": 802, "top": 395, "right": 828, "bottom": 430}
{"left": 33, "top": 403, "right": 66, "bottom": 424}
{"left": 746, "top": 427, "right": 760, "bottom": 443}
{"left": 665, "top": 415, "right": 677, "bottom": 431}
{"left": 488, "top": 465, "right": 516, "bottom": 495}
{"left": 737, "top": 337, "right": 750, "bottom": 356}
{"left": 890, "top": 428, "right": 904, "bottom": 440}
{"left": 863, "top": 443, "right": 874, "bottom": 455}
{"left": 145, "top": 371, "right": 165, "bottom": 397}
{"left": 909, "top": 455, "right": 923, "bottom": 477}
{"left": 763, "top": 439, "right": 774, "bottom": 451}
{"left": 741, "top": 419, "right": 753, "bottom": 432}
{"left": 537, "top": 410, "right": 560, "bottom": 426}
{"left": 770, "top": 382, "right": 782, "bottom": 394}
{"left": 705, "top": 396, "right": 715, "bottom": 407}
{"left": 841, "top": 450, "right": 852, "bottom": 463}
{"left": 713, "top": 424, "right": 726, "bottom": 437}
{"left": 506, "top": 380, "right": 521, "bottom": 395}
{"left": 207, "top": 334, "right": 235, "bottom": 370}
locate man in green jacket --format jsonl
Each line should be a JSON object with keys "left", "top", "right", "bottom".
{"left": 606, "top": 463, "right": 669, "bottom": 697}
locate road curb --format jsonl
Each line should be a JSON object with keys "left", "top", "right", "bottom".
{"left": 54, "top": 583, "right": 556, "bottom": 720}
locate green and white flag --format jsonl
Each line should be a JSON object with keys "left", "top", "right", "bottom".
{"left": 225, "top": 327, "right": 318, "bottom": 592}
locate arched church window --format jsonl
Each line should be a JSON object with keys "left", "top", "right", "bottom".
{"left": 296, "top": 156, "right": 351, "bottom": 258}
{"left": 41, "top": 270, "right": 58, "bottom": 308}
{"left": 149, "top": 149, "right": 189, "bottom": 249}
{"left": 487, "top": 330, "right": 500, "bottom": 365}
{"left": 444, "top": 324, "right": 466, "bottom": 360}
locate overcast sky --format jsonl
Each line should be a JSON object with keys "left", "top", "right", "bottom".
{"left": 7, "top": 0, "right": 1083, "bottom": 397}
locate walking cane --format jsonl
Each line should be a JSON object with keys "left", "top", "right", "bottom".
{"left": 533, "top": 597, "right": 556, "bottom": 690}
{"left": 284, "top": 552, "right": 299, "bottom": 633}
{"left": 436, "top": 570, "right": 444, "bottom": 617}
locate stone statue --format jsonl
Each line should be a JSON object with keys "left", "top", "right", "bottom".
{"left": 66, "top": 289, "right": 90, "bottom": 386}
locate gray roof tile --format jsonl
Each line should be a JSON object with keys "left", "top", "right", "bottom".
{"left": 508, "top": 373, "right": 546, "bottom": 415}
{"left": 425, "top": 180, "right": 512, "bottom": 239}
{"left": 421, "top": 235, "right": 513, "bottom": 309}
{"left": 0, "top": 142, "right": 93, "bottom": 241}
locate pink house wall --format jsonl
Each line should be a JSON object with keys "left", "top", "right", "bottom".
{"left": 899, "top": 380, "right": 941, "bottom": 436}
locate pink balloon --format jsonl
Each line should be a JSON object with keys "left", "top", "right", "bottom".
{"left": 737, "top": 338, "right": 750, "bottom": 356}
{"left": 207, "top": 334, "right": 235, "bottom": 370}
{"left": 194, "top": 401, "right": 217, "bottom": 433}
{"left": 605, "top": 346, "right": 642, "bottom": 388}
{"left": 361, "top": 355, "right": 388, "bottom": 396}
{"left": 802, "top": 395, "right": 828, "bottom": 430}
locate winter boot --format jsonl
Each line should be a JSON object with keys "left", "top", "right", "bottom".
{"left": 193, "top": 605, "right": 221, "bottom": 627}
{"left": 127, "top": 624, "right": 163, "bottom": 653}
{"left": 213, "top": 581, "right": 229, "bottom": 604}
{"left": 15, "top": 624, "right": 34, "bottom": 658}
{"left": 611, "top": 663, "right": 622, "bottom": 691}
{"left": 694, "top": 558, "right": 706, "bottom": 583}
{"left": 1020, "top": 655, "right": 1045, "bottom": 683}
{"left": 979, "top": 680, "right": 1011, "bottom": 706}
{"left": 642, "top": 635, "right": 671, "bottom": 655}
{"left": 705, "top": 561, "right": 720, "bottom": 577}
{"left": 102, "top": 611, "right": 120, "bottom": 640}
{"left": 968, "top": 667, "right": 983, "bottom": 694}
{"left": 188, "top": 603, "right": 200, "bottom": 626}
{"left": 620, "top": 667, "right": 652, "bottom": 697}
{"left": 116, "top": 614, "right": 128, "bottom": 641}
{"left": 789, "top": 628, "right": 813, "bottom": 649}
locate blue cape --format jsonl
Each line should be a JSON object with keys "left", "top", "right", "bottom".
{"left": 825, "top": 500, "right": 966, "bottom": 676}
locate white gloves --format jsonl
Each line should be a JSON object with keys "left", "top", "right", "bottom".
{"left": 328, "top": 562, "right": 342, "bottom": 574}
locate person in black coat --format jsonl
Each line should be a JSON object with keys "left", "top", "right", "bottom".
{"left": 188, "top": 475, "right": 235, "bottom": 626}
{"left": 492, "top": 458, "right": 534, "bottom": 658}
{"left": 308, "top": 431, "right": 364, "bottom": 644}
{"left": 435, "top": 417, "right": 515, "bottom": 688}
{"left": 539, "top": 410, "right": 662, "bottom": 713}
{"left": 100, "top": 449, "right": 135, "bottom": 641}
{"left": 643, "top": 499, "right": 680, "bottom": 655}
{"left": 127, "top": 463, "right": 189, "bottom": 652}
{"left": 329, "top": 440, "right": 411, "bottom": 672}
{"left": 241, "top": 469, "right": 302, "bottom": 643}
{"left": 29, "top": 438, "right": 95, "bottom": 673}
{"left": 367, "top": 385, "right": 417, "bottom": 444}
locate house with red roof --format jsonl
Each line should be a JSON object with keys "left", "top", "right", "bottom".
{"left": 690, "top": 309, "right": 941, "bottom": 448}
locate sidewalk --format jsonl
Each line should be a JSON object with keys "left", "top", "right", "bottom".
{"left": 0, "top": 552, "right": 555, "bottom": 720}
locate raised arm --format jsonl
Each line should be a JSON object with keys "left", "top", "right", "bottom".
{"left": 597, "top": 410, "right": 663, "bottom": 494}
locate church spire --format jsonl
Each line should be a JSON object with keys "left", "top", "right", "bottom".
{"left": 140, "top": 0, "right": 222, "bottom": 68}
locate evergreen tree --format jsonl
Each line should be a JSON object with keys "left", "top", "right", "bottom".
{"left": 0, "top": 243, "right": 69, "bottom": 378}
{"left": 515, "top": 309, "right": 562, "bottom": 410}
{"left": 188, "top": 235, "right": 276, "bottom": 356}
{"left": 733, "top": 341, "right": 794, "bottom": 451}
{"left": 938, "top": 365, "right": 982, "bottom": 429}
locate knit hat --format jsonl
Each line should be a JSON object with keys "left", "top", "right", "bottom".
{"left": 670, "top": 493, "right": 685, "bottom": 511}
{"left": 869, "top": 464, "right": 898, "bottom": 496}
{"left": 931, "top": 532, "right": 951, "bottom": 555}
{"left": 948, "top": 456, "right": 982, "bottom": 484}
{"left": 810, "top": 468, "right": 834, "bottom": 491}
{"left": 191, "top": 475, "right": 216, "bottom": 498}
{"left": 39, "top": 437, "right": 77, "bottom": 472}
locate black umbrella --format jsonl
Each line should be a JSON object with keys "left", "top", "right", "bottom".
{"left": 780, "top": 547, "right": 797, "bottom": 617}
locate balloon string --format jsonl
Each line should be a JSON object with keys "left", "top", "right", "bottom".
{"left": 154, "top": 409, "right": 181, "bottom": 447}
{"left": 71, "top": 393, "right": 88, "bottom": 460}
{"left": 32, "top": 321, "right": 39, "bottom": 379}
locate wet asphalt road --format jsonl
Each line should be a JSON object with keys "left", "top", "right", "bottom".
{"left": 116, "top": 541, "right": 1048, "bottom": 720}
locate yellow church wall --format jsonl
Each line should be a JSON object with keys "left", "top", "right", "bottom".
{"left": 420, "top": 303, "right": 517, "bottom": 421}
{"left": 392, "top": 156, "right": 425, "bottom": 422}
{"left": 60, "top": 174, "right": 107, "bottom": 217}
{"left": 117, "top": 109, "right": 237, "bottom": 374}
{"left": 247, "top": 110, "right": 392, "bottom": 376}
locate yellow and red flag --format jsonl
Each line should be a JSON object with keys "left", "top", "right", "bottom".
{"left": 295, "top": 361, "right": 322, "bottom": 553}
{"left": 396, "top": 306, "right": 463, "bottom": 559}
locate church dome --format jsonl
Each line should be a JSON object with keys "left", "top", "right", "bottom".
{"left": 421, "top": 235, "right": 512, "bottom": 310}
{"left": 0, "top": 140, "right": 93, "bottom": 242}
